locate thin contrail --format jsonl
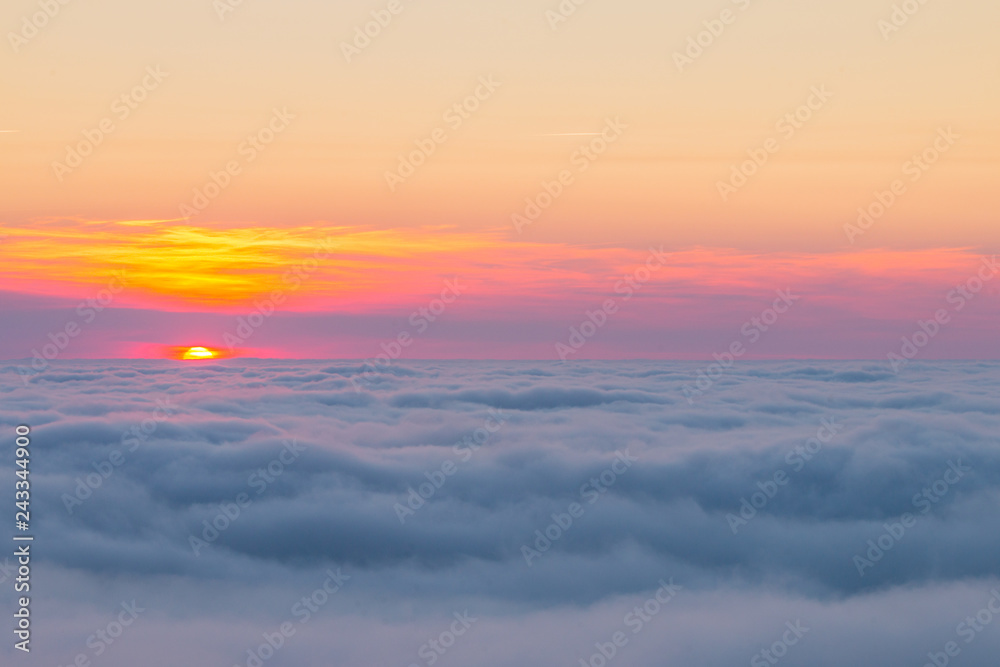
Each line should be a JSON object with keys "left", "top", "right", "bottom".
{"left": 0, "top": 130, "right": 20, "bottom": 133}
{"left": 538, "top": 132, "right": 602, "bottom": 136}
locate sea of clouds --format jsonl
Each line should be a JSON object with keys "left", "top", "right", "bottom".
{"left": 1, "top": 360, "right": 999, "bottom": 666}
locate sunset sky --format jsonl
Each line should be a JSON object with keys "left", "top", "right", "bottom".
{"left": 2, "top": 0, "right": 998, "bottom": 360}
{"left": 4, "top": 5, "right": 1000, "bottom": 665}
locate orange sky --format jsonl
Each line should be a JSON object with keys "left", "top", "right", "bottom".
{"left": 1, "top": 0, "right": 998, "bottom": 359}
{"left": 3, "top": 0, "right": 997, "bottom": 247}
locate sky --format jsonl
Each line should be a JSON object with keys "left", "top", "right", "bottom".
{"left": 2, "top": 5, "right": 999, "bottom": 662}
{"left": 1, "top": 0, "right": 998, "bottom": 360}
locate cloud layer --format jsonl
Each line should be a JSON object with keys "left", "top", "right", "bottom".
{"left": 2, "top": 360, "right": 999, "bottom": 665}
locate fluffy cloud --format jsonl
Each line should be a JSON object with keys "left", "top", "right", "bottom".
{"left": 2, "top": 360, "right": 999, "bottom": 665}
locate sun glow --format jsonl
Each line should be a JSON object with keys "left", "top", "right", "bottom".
{"left": 159, "top": 345, "right": 234, "bottom": 360}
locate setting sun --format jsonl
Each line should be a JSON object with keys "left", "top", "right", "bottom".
{"left": 161, "top": 345, "right": 232, "bottom": 360}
